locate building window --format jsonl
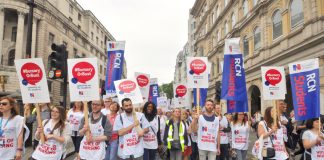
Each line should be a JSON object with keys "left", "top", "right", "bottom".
{"left": 63, "top": 26, "right": 68, "bottom": 34}
{"left": 96, "top": 37, "right": 98, "bottom": 45}
{"left": 73, "top": 48, "right": 78, "bottom": 58}
{"left": 48, "top": 33, "right": 55, "bottom": 45}
{"left": 78, "top": 25, "right": 81, "bottom": 30}
{"left": 272, "top": 10, "right": 282, "bottom": 40}
{"left": 290, "top": 0, "right": 304, "bottom": 28}
{"left": 243, "top": 0, "right": 248, "bottom": 16}
{"left": 91, "top": 32, "right": 94, "bottom": 40}
{"left": 224, "top": 0, "right": 228, "bottom": 7}
{"left": 217, "top": 30, "right": 220, "bottom": 41}
{"left": 78, "top": 13, "right": 82, "bottom": 21}
{"left": 224, "top": 21, "right": 228, "bottom": 35}
{"left": 69, "top": 17, "right": 73, "bottom": 22}
{"left": 11, "top": 27, "right": 17, "bottom": 42}
{"left": 212, "top": 12, "right": 215, "bottom": 24}
{"left": 69, "top": 4, "right": 73, "bottom": 14}
{"left": 8, "top": 49, "right": 15, "bottom": 66}
{"left": 216, "top": 6, "right": 219, "bottom": 18}
{"left": 254, "top": 26, "right": 261, "bottom": 50}
{"left": 243, "top": 36, "right": 249, "bottom": 57}
{"left": 253, "top": 0, "right": 258, "bottom": 7}
{"left": 231, "top": 13, "right": 236, "bottom": 28}
{"left": 92, "top": 21, "right": 94, "bottom": 28}
{"left": 100, "top": 65, "right": 103, "bottom": 74}
{"left": 97, "top": 26, "right": 99, "bottom": 33}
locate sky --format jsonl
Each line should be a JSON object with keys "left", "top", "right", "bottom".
{"left": 77, "top": 0, "right": 196, "bottom": 85}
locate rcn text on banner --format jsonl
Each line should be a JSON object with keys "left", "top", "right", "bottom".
{"left": 68, "top": 58, "right": 100, "bottom": 101}
{"left": 289, "top": 58, "right": 320, "bottom": 120}
{"left": 221, "top": 38, "right": 248, "bottom": 102}
{"left": 105, "top": 41, "right": 125, "bottom": 96}
{"left": 135, "top": 72, "right": 150, "bottom": 102}
{"left": 261, "top": 67, "right": 287, "bottom": 100}
{"left": 173, "top": 83, "right": 191, "bottom": 109}
{"left": 157, "top": 96, "right": 168, "bottom": 111}
{"left": 187, "top": 57, "right": 209, "bottom": 88}
{"left": 148, "top": 78, "right": 159, "bottom": 105}
{"left": 15, "top": 58, "right": 50, "bottom": 103}
{"left": 114, "top": 79, "right": 143, "bottom": 105}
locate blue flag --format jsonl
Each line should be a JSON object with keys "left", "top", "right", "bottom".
{"left": 227, "top": 100, "right": 248, "bottom": 113}
{"left": 149, "top": 78, "right": 159, "bottom": 105}
{"left": 289, "top": 59, "right": 320, "bottom": 120}
{"left": 105, "top": 41, "right": 125, "bottom": 94}
{"left": 193, "top": 88, "right": 207, "bottom": 107}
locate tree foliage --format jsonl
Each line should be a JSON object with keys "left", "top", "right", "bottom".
{"left": 159, "top": 81, "right": 173, "bottom": 99}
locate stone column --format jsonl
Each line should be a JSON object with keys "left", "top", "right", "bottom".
{"left": 15, "top": 11, "right": 25, "bottom": 59}
{"left": 0, "top": 7, "right": 5, "bottom": 64}
{"left": 31, "top": 18, "right": 37, "bottom": 58}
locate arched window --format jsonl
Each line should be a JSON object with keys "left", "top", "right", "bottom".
{"left": 243, "top": 36, "right": 249, "bottom": 57}
{"left": 254, "top": 27, "right": 261, "bottom": 50}
{"left": 224, "top": 21, "right": 228, "bottom": 35}
{"left": 243, "top": 0, "right": 248, "bottom": 16}
{"left": 272, "top": 10, "right": 282, "bottom": 40}
{"left": 231, "top": 13, "right": 236, "bottom": 27}
{"left": 8, "top": 49, "right": 15, "bottom": 66}
{"left": 290, "top": 0, "right": 304, "bottom": 28}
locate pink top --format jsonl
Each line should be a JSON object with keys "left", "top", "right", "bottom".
{"left": 109, "top": 114, "right": 118, "bottom": 141}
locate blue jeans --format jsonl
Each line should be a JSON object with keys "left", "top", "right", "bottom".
{"left": 235, "top": 149, "right": 247, "bottom": 160}
{"left": 104, "top": 139, "right": 119, "bottom": 160}
{"left": 144, "top": 148, "right": 156, "bottom": 160}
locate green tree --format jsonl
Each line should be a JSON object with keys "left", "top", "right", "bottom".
{"left": 159, "top": 81, "right": 173, "bottom": 99}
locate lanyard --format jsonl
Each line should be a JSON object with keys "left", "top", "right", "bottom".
{"left": 0, "top": 117, "right": 10, "bottom": 130}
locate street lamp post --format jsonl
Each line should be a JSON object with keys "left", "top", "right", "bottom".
{"left": 26, "top": 0, "right": 36, "bottom": 58}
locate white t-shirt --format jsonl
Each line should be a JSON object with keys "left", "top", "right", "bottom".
{"left": 67, "top": 109, "right": 84, "bottom": 136}
{"left": 219, "top": 116, "right": 229, "bottom": 144}
{"left": 0, "top": 115, "right": 24, "bottom": 159}
{"left": 197, "top": 115, "right": 219, "bottom": 152}
{"left": 302, "top": 130, "right": 324, "bottom": 159}
{"left": 231, "top": 122, "right": 249, "bottom": 150}
{"left": 101, "top": 108, "right": 111, "bottom": 116}
{"left": 280, "top": 115, "right": 288, "bottom": 142}
{"left": 158, "top": 115, "right": 167, "bottom": 140}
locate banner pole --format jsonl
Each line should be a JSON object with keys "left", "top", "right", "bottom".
{"left": 83, "top": 101, "right": 91, "bottom": 138}
{"left": 197, "top": 88, "right": 200, "bottom": 114}
{"left": 273, "top": 100, "right": 277, "bottom": 128}
{"left": 133, "top": 107, "right": 142, "bottom": 133}
{"left": 35, "top": 103, "right": 45, "bottom": 144}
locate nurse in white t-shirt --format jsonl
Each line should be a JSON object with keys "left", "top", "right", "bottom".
{"left": 101, "top": 97, "right": 112, "bottom": 116}
{"left": 0, "top": 97, "right": 26, "bottom": 160}
{"left": 231, "top": 113, "right": 249, "bottom": 160}
{"left": 302, "top": 118, "right": 324, "bottom": 160}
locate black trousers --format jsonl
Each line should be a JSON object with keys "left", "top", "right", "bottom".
{"left": 217, "top": 144, "right": 229, "bottom": 160}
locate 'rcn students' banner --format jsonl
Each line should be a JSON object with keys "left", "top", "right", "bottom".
{"left": 148, "top": 78, "right": 159, "bottom": 105}
{"left": 221, "top": 38, "right": 248, "bottom": 112}
{"left": 105, "top": 41, "right": 125, "bottom": 96}
{"left": 135, "top": 72, "right": 150, "bottom": 102}
{"left": 193, "top": 88, "right": 207, "bottom": 107}
{"left": 15, "top": 58, "right": 50, "bottom": 103}
{"left": 289, "top": 58, "right": 320, "bottom": 120}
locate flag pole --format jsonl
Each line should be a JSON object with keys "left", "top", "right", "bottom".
{"left": 197, "top": 88, "right": 200, "bottom": 114}
{"left": 273, "top": 100, "right": 278, "bottom": 128}
{"left": 83, "top": 101, "right": 91, "bottom": 138}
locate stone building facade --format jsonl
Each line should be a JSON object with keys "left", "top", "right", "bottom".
{"left": 0, "top": 0, "right": 127, "bottom": 106}
{"left": 190, "top": 0, "right": 324, "bottom": 114}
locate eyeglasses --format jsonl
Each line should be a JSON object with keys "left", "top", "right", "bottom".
{"left": 92, "top": 103, "right": 101, "bottom": 106}
{"left": 0, "top": 102, "right": 9, "bottom": 106}
{"left": 104, "top": 101, "right": 112, "bottom": 103}
{"left": 51, "top": 110, "right": 59, "bottom": 113}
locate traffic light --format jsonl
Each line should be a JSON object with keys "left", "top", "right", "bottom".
{"left": 48, "top": 43, "right": 67, "bottom": 79}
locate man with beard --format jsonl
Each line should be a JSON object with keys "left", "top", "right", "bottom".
{"left": 191, "top": 99, "right": 220, "bottom": 160}
{"left": 113, "top": 98, "right": 150, "bottom": 160}
{"left": 142, "top": 101, "right": 162, "bottom": 160}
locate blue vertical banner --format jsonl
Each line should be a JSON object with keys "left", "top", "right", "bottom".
{"left": 105, "top": 41, "right": 125, "bottom": 96}
{"left": 289, "top": 58, "right": 320, "bottom": 121}
{"left": 148, "top": 78, "right": 159, "bottom": 105}
{"left": 227, "top": 100, "right": 248, "bottom": 113}
{"left": 193, "top": 88, "right": 207, "bottom": 107}
{"left": 221, "top": 38, "right": 248, "bottom": 112}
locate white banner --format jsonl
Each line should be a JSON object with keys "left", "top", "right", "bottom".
{"left": 68, "top": 58, "right": 100, "bottom": 102}
{"left": 114, "top": 79, "right": 143, "bottom": 105}
{"left": 261, "top": 67, "right": 287, "bottom": 100}
{"left": 15, "top": 58, "right": 50, "bottom": 103}
{"left": 157, "top": 96, "right": 168, "bottom": 111}
{"left": 173, "top": 83, "right": 191, "bottom": 108}
{"left": 134, "top": 72, "right": 150, "bottom": 102}
{"left": 187, "top": 57, "right": 209, "bottom": 88}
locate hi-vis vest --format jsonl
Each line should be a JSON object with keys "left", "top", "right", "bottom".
{"left": 166, "top": 120, "right": 185, "bottom": 152}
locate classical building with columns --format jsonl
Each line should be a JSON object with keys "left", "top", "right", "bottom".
{"left": 190, "top": 0, "right": 324, "bottom": 114}
{"left": 0, "top": 0, "right": 127, "bottom": 105}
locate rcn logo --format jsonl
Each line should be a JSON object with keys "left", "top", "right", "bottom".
{"left": 202, "top": 126, "right": 208, "bottom": 132}
{"left": 293, "top": 64, "right": 301, "bottom": 71}
{"left": 109, "top": 43, "right": 115, "bottom": 49}
{"left": 30, "top": 93, "right": 35, "bottom": 97}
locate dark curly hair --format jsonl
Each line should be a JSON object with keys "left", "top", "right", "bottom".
{"left": 143, "top": 101, "right": 157, "bottom": 122}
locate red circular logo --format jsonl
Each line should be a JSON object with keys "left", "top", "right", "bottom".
{"left": 176, "top": 85, "right": 187, "bottom": 97}
{"left": 190, "top": 59, "right": 207, "bottom": 75}
{"left": 265, "top": 69, "right": 282, "bottom": 86}
{"left": 119, "top": 80, "right": 136, "bottom": 93}
{"left": 72, "top": 62, "right": 95, "bottom": 84}
{"left": 21, "top": 63, "right": 43, "bottom": 85}
{"left": 136, "top": 75, "right": 149, "bottom": 87}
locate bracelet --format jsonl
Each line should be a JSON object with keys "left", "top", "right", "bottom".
{"left": 17, "top": 148, "right": 23, "bottom": 151}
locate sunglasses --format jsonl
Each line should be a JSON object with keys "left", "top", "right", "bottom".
{"left": 0, "top": 102, "right": 9, "bottom": 106}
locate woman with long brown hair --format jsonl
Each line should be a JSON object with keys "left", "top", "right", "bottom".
{"left": 67, "top": 101, "right": 84, "bottom": 160}
{"left": 32, "top": 105, "right": 71, "bottom": 160}
{"left": 231, "top": 112, "right": 249, "bottom": 160}
{"left": 257, "top": 106, "right": 288, "bottom": 160}
{"left": 0, "top": 97, "right": 25, "bottom": 160}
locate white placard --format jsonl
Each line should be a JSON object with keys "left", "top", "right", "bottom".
{"left": 187, "top": 57, "right": 209, "bottom": 88}
{"left": 173, "top": 83, "right": 191, "bottom": 108}
{"left": 15, "top": 58, "right": 50, "bottom": 103}
{"left": 68, "top": 58, "right": 100, "bottom": 101}
{"left": 114, "top": 79, "right": 143, "bottom": 105}
{"left": 261, "top": 67, "right": 287, "bottom": 100}
{"left": 157, "top": 96, "right": 168, "bottom": 111}
{"left": 134, "top": 72, "right": 150, "bottom": 102}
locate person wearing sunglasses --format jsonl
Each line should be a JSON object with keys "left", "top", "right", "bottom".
{"left": 32, "top": 105, "right": 71, "bottom": 160}
{"left": 79, "top": 99, "right": 113, "bottom": 160}
{"left": 0, "top": 97, "right": 27, "bottom": 160}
